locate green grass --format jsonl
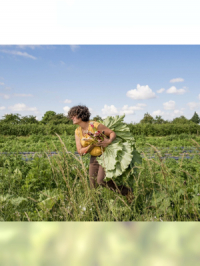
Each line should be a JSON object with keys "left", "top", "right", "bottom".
{"left": 0, "top": 134, "right": 200, "bottom": 221}
{"left": 0, "top": 134, "right": 76, "bottom": 153}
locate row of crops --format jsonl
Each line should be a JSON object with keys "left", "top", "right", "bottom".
{"left": 1, "top": 146, "right": 200, "bottom": 161}
{"left": 0, "top": 134, "right": 200, "bottom": 221}
{"left": 1, "top": 133, "right": 200, "bottom": 153}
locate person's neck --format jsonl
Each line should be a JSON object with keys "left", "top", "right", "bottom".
{"left": 79, "top": 120, "right": 90, "bottom": 131}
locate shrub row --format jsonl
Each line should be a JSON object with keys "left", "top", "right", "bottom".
{"left": 0, "top": 124, "right": 77, "bottom": 136}
{"left": 1, "top": 123, "right": 200, "bottom": 136}
{"left": 128, "top": 123, "right": 200, "bottom": 136}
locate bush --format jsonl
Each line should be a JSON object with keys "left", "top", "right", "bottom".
{"left": 1, "top": 121, "right": 200, "bottom": 137}
{"left": 0, "top": 123, "right": 77, "bottom": 136}
{"left": 128, "top": 123, "right": 200, "bottom": 136}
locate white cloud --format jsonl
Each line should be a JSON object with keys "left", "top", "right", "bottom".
{"left": 60, "top": 61, "right": 66, "bottom": 65}
{"left": 198, "top": 94, "right": 200, "bottom": 101}
{"left": 126, "top": 84, "right": 156, "bottom": 100}
{"left": 187, "top": 102, "right": 200, "bottom": 110}
{"left": 131, "top": 103, "right": 147, "bottom": 110}
{"left": 0, "top": 93, "right": 33, "bottom": 99}
{"left": 0, "top": 82, "right": 4, "bottom": 86}
{"left": 162, "top": 109, "right": 184, "bottom": 120}
{"left": 157, "top": 88, "right": 165, "bottom": 93}
{"left": 8, "top": 103, "right": 38, "bottom": 113}
{"left": 102, "top": 105, "right": 118, "bottom": 116}
{"left": 0, "top": 50, "right": 37, "bottom": 60}
{"left": 152, "top": 110, "right": 165, "bottom": 116}
{"left": 88, "top": 107, "right": 94, "bottom": 116}
{"left": 160, "top": 109, "right": 185, "bottom": 120}
{"left": 120, "top": 103, "right": 146, "bottom": 114}
{"left": 137, "top": 103, "right": 147, "bottom": 108}
{"left": 63, "top": 106, "right": 70, "bottom": 114}
{"left": 102, "top": 104, "right": 143, "bottom": 117}
{"left": 120, "top": 105, "right": 135, "bottom": 115}
{"left": 0, "top": 93, "right": 10, "bottom": 99}
{"left": 173, "top": 109, "right": 184, "bottom": 116}
{"left": 64, "top": 99, "right": 72, "bottom": 103}
{"left": 70, "top": 45, "right": 80, "bottom": 52}
{"left": 163, "top": 100, "right": 176, "bottom": 110}
{"left": 170, "top": 78, "right": 184, "bottom": 83}
{"left": 0, "top": 106, "right": 5, "bottom": 110}
{"left": 13, "top": 94, "right": 33, "bottom": 97}
{"left": 166, "top": 86, "right": 186, "bottom": 95}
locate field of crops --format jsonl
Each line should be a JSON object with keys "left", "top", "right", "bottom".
{"left": 0, "top": 134, "right": 200, "bottom": 221}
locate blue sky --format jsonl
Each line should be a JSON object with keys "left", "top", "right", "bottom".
{"left": 0, "top": 45, "right": 200, "bottom": 123}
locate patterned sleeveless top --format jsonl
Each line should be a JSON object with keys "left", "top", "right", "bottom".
{"left": 75, "top": 121, "right": 102, "bottom": 157}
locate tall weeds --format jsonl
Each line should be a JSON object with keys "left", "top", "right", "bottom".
{"left": 0, "top": 135, "right": 200, "bottom": 221}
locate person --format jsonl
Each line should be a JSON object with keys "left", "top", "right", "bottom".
{"left": 68, "top": 105, "right": 133, "bottom": 198}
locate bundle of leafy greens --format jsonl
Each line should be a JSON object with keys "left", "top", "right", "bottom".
{"left": 96, "top": 115, "right": 142, "bottom": 182}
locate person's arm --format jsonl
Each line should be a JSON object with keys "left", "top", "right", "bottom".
{"left": 95, "top": 124, "right": 116, "bottom": 148}
{"left": 75, "top": 134, "right": 97, "bottom": 155}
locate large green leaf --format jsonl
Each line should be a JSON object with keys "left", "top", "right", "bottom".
{"left": 104, "top": 142, "right": 133, "bottom": 179}
{"left": 97, "top": 115, "right": 142, "bottom": 180}
{"left": 0, "top": 194, "right": 11, "bottom": 203}
{"left": 102, "top": 115, "right": 125, "bottom": 129}
{"left": 102, "top": 115, "right": 135, "bottom": 143}
{"left": 97, "top": 142, "right": 122, "bottom": 171}
{"left": 105, "top": 162, "right": 123, "bottom": 179}
{"left": 38, "top": 197, "right": 57, "bottom": 211}
{"left": 38, "top": 189, "right": 64, "bottom": 211}
{"left": 130, "top": 149, "right": 143, "bottom": 167}
{"left": 10, "top": 197, "right": 27, "bottom": 207}
{"left": 114, "top": 131, "right": 134, "bottom": 142}
{"left": 112, "top": 123, "right": 130, "bottom": 132}
{"left": 117, "top": 142, "right": 133, "bottom": 171}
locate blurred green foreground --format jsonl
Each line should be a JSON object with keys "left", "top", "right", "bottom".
{"left": 0, "top": 223, "right": 200, "bottom": 266}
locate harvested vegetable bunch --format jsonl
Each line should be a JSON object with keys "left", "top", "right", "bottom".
{"left": 82, "top": 122, "right": 107, "bottom": 145}
{"left": 96, "top": 115, "right": 142, "bottom": 180}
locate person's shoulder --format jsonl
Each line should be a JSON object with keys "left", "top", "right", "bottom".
{"left": 91, "top": 120, "right": 101, "bottom": 128}
{"left": 75, "top": 127, "right": 80, "bottom": 136}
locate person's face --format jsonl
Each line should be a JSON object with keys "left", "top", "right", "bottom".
{"left": 71, "top": 115, "right": 82, "bottom": 124}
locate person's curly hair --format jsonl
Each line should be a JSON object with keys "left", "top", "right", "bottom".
{"left": 67, "top": 105, "right": 91, "bottom": 122}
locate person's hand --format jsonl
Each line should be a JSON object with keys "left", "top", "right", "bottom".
{"left": 95, "top": 137, "right": 111, "bottom": 148}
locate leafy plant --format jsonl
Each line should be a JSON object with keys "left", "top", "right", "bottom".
{"left": 97, "top": 115, "right": 142, "bottom": 180}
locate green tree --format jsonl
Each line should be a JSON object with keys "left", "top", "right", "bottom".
{"left": 0, "top": 113, "right": 21, "bottom": 124}
{"left": 92, "top": 115, "right": 103, "bottom": 122}
{"left": 48, "top": 113, "right": 73, "bottom": 125}
{"left": 190, "top": 111, "right": 200, "bottom": 124}
{"left": 172, "top": 116, "right": 190, "bottom": 124}
{"left": 140, "top": 113, "right": 154, "bottom": 124}
{"left": 21, "top": 115, "right": 39, "bottom": 124}
{"left": 153, "top": 115, "right": 166, "bottom": 124}
{"left": 41, "top": 111, "right": 56, "bottom": 124}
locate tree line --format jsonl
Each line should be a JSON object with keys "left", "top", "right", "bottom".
{"left": 0, "top": 111, "right": 200, "bottom": 136}
{"left": 138, "top": 112, "right": 200, "bottom": 125}
{"left": 1, "top": 111, "right": 199, "bottom": 125}
{"left": 0, "top": 111, "right": 72, "bottom": 125}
